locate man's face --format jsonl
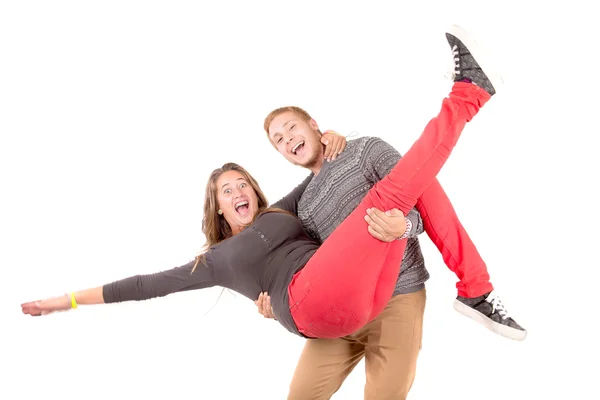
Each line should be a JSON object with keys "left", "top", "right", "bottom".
{"left": 267, "top": 111, "right": 323, "bottom": 170}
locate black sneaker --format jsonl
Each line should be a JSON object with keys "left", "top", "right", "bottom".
{"left": 454, "top": 291, "right": 527, "bottom": 341}
{"left": 445, "top": 25, "right": 498, "bottom": 96}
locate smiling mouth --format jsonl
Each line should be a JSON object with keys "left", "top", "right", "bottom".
{"left": 235, "top": 201, "right": 250, "bottom": 216}
{"left": 291, "top": 141, "right": 305, "bottom": 155}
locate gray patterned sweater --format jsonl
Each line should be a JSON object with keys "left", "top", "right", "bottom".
{"left": 297, "top": 136, "right": 430, "bottom": 295}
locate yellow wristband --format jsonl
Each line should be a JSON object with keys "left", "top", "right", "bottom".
{"left": 69, "top": 292, "right": 78, "bottom": 309}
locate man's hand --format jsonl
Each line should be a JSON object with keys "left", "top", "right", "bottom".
{"left": 254, "top": 292, "right": 275, "bottom": 319}
{"left": 364, "top": 208, "right": 407, "bottom": 242}
{"left": 321, "top": 130, "right": 347, "bottom": 162}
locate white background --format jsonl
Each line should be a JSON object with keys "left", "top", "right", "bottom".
{"left": 1, "top": 1, "right": 599, "bottom": 399}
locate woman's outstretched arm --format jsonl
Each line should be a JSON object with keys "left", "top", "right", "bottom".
{"left": 21, "top": 258, "right": 221, "bottom": 316}
{"left": 21, "top": 287, "right": 105, "bottom": 316}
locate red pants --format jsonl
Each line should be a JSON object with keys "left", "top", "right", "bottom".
{"left": 288, "top": 82, "right": 492, "bottom": 339}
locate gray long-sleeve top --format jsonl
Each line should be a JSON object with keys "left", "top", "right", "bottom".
{"left": 103, "top": 176, "right": 321, "bottom": 337}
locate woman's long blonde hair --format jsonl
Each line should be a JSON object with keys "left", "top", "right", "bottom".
{"left": 193, "top": 162, "right": 293, "bottom": 271}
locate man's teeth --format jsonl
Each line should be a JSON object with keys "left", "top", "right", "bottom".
{"left": 292, "top": 141, "right": 304, "bottom": 154}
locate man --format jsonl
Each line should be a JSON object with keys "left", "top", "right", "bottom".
{"left": 257, "top": 25, "right": 526, "bottom": 399}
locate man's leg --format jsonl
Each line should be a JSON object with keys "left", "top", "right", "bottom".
{"left": 363, "top": 289, "right": 426, "bottom": 400}
{"left": 288, "top": 290, "right": 426, "bottom": 400}
{"left": 287, "top": 337, "right": 365, "bottom": 400}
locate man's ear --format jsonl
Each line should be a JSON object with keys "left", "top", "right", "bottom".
{"left": 309, "top": 119, "right": 319, "bottom": 131}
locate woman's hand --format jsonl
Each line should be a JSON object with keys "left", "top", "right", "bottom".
{"left": 21, "top": 295, "right": 71, "bottom": 316}
{"left": 321, "top": 130, "right": 347, "bottom": 162}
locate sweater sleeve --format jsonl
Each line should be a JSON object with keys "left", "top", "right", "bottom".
{"left": 405, "top": 208, "right": 425, "bottom": 238}
{"left": 360, "top": 137, "right": 424, "bottom": 239}
{"left": 270, "top": 173, "right": 313, "bottom": 215}
{"left": 102, "top": 258, "right": 219, "bottom": 303}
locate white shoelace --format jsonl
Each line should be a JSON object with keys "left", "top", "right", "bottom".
{"left": 485, "top": 291, "right": 510, "bottom": 320}
{"left": 443, "top": 43, "right": 505, "bottom": 85}
{"left": 443, "top": 44, "right": 461, "bottom": 81}
{"left": 451, "top": 44, "right": 460, "bottom": 75}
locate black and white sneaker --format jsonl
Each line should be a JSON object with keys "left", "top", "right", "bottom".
{"left": 445, "top": 25, "right": 499, "bottom": 96}
{"left": 454, "top": 291, "right": 527, "bottom": 341}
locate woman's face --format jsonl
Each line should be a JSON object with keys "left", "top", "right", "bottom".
{"left": 215, "top": 170, "right": 259, "bottom": 235}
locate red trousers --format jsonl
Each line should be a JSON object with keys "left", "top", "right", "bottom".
{"left": 288, "top": 82, "right": 493, "bottom": 339}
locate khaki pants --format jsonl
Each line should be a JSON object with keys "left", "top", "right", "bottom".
{"left": 288, "top": 289, "right": 426, "bottom": 400}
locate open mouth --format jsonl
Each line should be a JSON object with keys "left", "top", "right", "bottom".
{"left": 291, "top": 140, "right": 305, "bottom": 156}
{"left": 234, "top": 200, "right": 250, "bottom": 216}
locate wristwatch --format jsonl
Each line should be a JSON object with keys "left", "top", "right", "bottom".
{"left": 397, "top": 217, "right": 413, "bottom": 240}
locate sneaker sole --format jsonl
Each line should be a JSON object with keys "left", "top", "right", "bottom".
{"left": 453, "top": 299, "right": 527, "bottom": 341}
{"left": 447, "top": 24, "right": 503, "bottom": 92}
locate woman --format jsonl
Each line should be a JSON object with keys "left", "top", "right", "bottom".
{"left": 22, "top": 27, "right": 498, "bottom": 339}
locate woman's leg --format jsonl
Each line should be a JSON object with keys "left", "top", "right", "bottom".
{"left": 415, "top": 179, "right": 493, "bottom": 298}
{"left": 289, "top": 81, "right": 491, "bottom": 339}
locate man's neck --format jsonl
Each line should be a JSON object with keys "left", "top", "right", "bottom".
{"left": 308, "top": 156, "right": 325, "bottom": 176}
